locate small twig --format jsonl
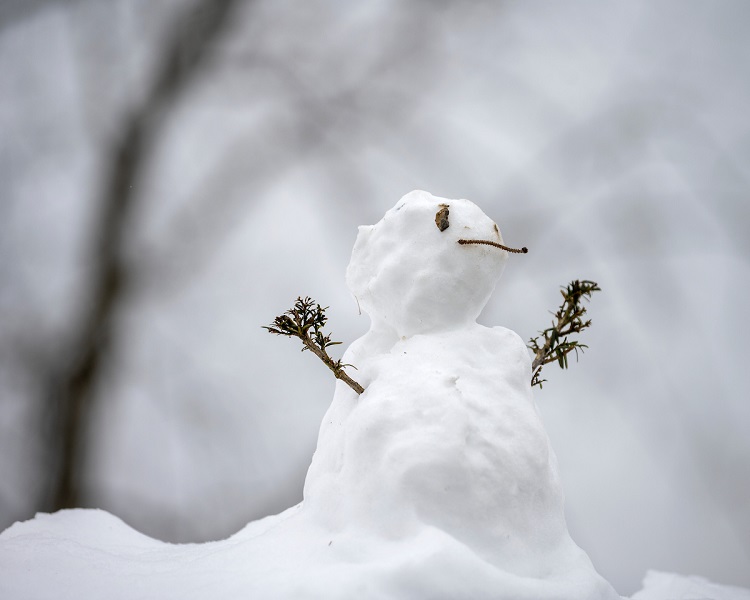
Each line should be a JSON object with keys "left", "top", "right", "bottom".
{"left": 264, "top": 297, "right": 364, "bottom": 395}
{"left": 458, "top": 239, "right": 528, "bottom": 254}
{"left": 528, "top": 280, "right": 600, "bottom": 388}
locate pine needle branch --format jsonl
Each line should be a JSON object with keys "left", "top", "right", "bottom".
{"left": 264, "top": 296, "right": 364, "bottom": 395}
{"left": 528, "top": 280, "right": 601, "bottom": 389}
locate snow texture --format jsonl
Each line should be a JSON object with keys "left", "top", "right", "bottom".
{"left": 1, "top": 191, "right": 746, "bottom": 599}
{"left": 630, "top": 571, "right": 750, "bottom": 600}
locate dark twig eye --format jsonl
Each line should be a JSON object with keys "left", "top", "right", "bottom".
{"left": 435, "top": 205, "right": 450, "bottom": 231}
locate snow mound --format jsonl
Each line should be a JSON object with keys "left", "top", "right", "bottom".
{"left": 631, "top": 571, "right": 750, "bottom": 600}
{"left": 0, "top": 191, "right": 678, "bottom": 598}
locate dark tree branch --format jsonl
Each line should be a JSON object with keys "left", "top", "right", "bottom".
{"left": 42, "top": 0, "right": 242, "bottom": 512}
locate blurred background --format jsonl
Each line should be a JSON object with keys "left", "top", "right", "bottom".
{"left": 1, "top": 0, "right": 748, "bottom": 595}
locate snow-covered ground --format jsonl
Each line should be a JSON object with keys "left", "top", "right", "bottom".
{"left": 2, "top": 508, "right": 748, "bottom": 600}
{"left": 2, "top": 193, "right": 747, "bottom": 599}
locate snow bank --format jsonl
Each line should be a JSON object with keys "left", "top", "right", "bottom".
{"left": 3, "top": 191, "right": 744, "bottom": 599}
{"left": 631, "top": 571, "right": 750, "bottom": 600}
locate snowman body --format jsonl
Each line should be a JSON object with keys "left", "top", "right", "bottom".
{"left": 303, "top": 190, "right": 619, "bottom": 597}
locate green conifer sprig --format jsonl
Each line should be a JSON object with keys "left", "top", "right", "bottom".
{"left": 528, "top": 280, "right": 601, "bottom": 388}
{"left": 264, "top": 296, "right": 365, "bottom": 395}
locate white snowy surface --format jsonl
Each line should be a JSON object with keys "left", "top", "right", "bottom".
{"left": 631, "top": 571, "right": 750, "bottom": 600}
{"left": 1, "top": 508, "right": 748, "bottom": 599}
{"left": 1, "top": 193, "right": 747, "bottom": 600}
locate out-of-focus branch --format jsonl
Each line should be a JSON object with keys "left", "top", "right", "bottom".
{"left": 138, "top": 7, "right": 445, "bottom": 292}
{"left": 43, "top": 0, "right": 242, "bottom": 512}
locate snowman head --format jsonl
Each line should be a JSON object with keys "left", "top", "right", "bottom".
{"left": 347, "top": 190, "right": 516, "bottom": 337}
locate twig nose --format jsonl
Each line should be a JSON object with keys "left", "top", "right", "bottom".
{"left": 458, "top": 239, "right": 528, "bottom": 254}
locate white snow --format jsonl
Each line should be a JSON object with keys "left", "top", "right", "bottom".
{"left": 1, "top": 191, "right": 747, "bottom": 599}
{"left": 631, "top": 571, "right": 750, "bottom": 600}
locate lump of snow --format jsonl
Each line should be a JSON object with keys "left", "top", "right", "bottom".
{"left": 631, "top": 571, "right": 750, "bottom": 600}
{"left": 2, "top": 191, "right": 623, "bottom": 598}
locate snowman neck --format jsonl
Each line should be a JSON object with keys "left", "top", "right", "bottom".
{"left": 458, "top": 239, "right": 529, "bottom": 254}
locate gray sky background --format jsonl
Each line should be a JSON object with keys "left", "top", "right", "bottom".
{"left": 1, "top": 1, "right": 749, "bottom": 595}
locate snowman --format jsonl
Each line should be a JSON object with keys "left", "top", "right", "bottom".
{"left": 301, "top": 190, "right": 620, "bottom": 599}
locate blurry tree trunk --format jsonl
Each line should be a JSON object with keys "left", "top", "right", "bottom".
{"left": 43, "top": 0, "right": 241, "bottom": 511}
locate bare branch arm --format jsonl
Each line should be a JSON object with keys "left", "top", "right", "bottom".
{"left": 528, "top": 280, "right": 600, "bottom": 389}
{"left": 265, "top": 297, "right": 364, "bottom": 395}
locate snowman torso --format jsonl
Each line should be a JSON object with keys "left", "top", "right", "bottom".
{"left": 305, "top": 323, "right": 571, "bottom": 576}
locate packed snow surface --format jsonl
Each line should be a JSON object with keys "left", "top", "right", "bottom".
{"left": 630, "top": 571, "right": 750, "bottom": 600}
{"left": 2, "top": 191, "right": 747, "bottom": 599}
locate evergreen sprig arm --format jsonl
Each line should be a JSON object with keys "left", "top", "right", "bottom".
{"left": 528, "top": 280, "right": 601, "bottom": 389}
{"left": 264, "top": 296, "right": 365, "bottom": 395}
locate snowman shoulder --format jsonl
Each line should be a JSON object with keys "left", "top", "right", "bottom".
{"left": 488, "top": 325, "right": 533, "bottom": 368}
{"left": 342, "top": 324, "right": 399, "bottom": 365}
